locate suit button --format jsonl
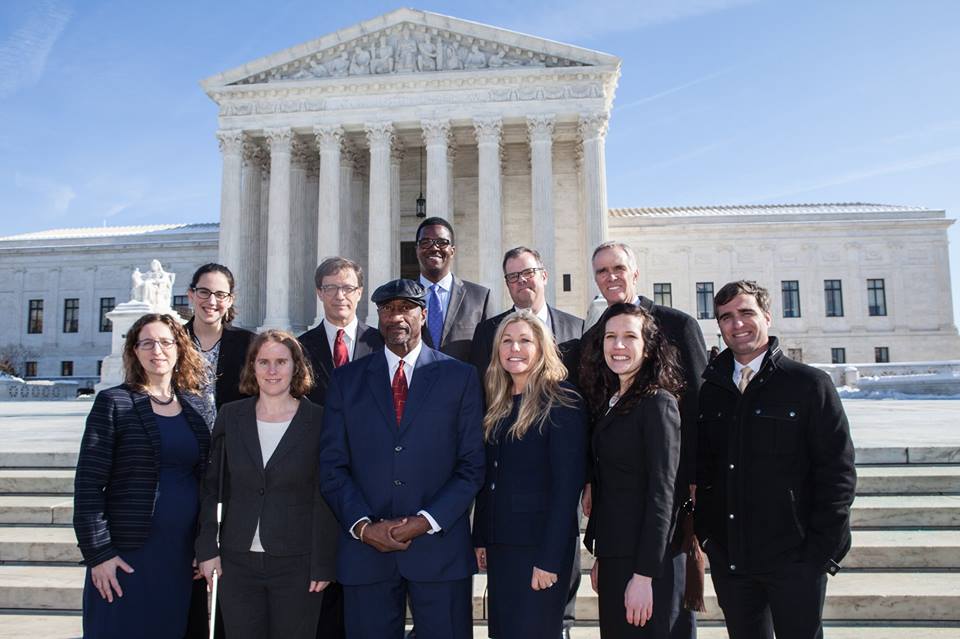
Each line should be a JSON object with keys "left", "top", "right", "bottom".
{"left": 789, "top": 411, "right": 796, "bottom": 418}
{"left": 493, "top": 460, "right": 498, "bottom": 468}
{"left": 258, "top": 488, "right": 264, "bottom": 496}
{"left": 755, "top": 409, "right": 762, "bottom": 415}
{"left": 490, "top": 483, "right": 496, "bottom": 491}
{"left": 729, "top": 564, "right": 736, "bottom": 571}
{"left": 729, "top": 464, "right": 735, "bottom": 470}
{"left": 394, "top": 446, "right": 403, "bottom": 453}
{"left": 393, "top": 480, "right": 404, "bottom": 487}
{"left": 729, "top": 513, "right": 735, "bottom": 519}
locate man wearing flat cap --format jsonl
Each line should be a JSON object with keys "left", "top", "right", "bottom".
{"left": 319, "top": 279, "right": 485, "bottom": 639}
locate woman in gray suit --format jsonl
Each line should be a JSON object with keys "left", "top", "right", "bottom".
{"left": 197, "top": 330, "right": 339, "bottom": 639}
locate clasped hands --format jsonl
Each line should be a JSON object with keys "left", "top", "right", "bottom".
{"left": 354, "top": 515, "right": 431, "bottom": 553}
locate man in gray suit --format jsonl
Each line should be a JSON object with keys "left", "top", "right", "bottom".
{"left": 416, "top": 217, "right": 490, "bottom": 362}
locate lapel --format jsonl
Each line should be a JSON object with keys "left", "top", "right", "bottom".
{"left": 442, "top": 275, "right": 466, "bottom": 344}
{"left": 354, "top": 321, "right": 376, "bottom": 359}
{"left": 399, "top": 346, "right": 442, "bottom": 434}
{"left": 131, "top": 389, "right": 162, "bottom": 474}
{"left": 365, "top": 351, "right": 397, "bottom": 433}
{"left": 264, "top": 399, "right": 311, "bottom": 472}
{"left": 311, "top": 321, "right": 334, "bottom": 382}
{"left": 236, "top": 398, "right": 265, "bottom": 475}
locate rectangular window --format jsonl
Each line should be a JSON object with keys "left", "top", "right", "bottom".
{"left": 824, "top": 280, "right": 844, "bottom": 317}
{"left": 172, "top": 295, "right": 191, "bottom": 319}
{"left": 787, "top": 348, "right": 803, "bottom": 363}
{"left": 63, "top": 298, "right": 79, "bottom": 333}
{"left": 27, "top": 299, "right": 43, "bottom": 334}
{"left": 696, "top": 282, "right": 714, "bottom": 319}
{"left": 867, "top": 279, "right": 887, "bottom": 316}
{"left": 61, "top": 361, "right": 73, "bottom": 377}
{"left": 875, "top": 347, "right": 890, "bottom": 363}
{"left": 781, "top": 281, "right": 801, "bottom": 318}
{"left": 831, "top": 348, "right": 846, "bottom": 365}
{"left": 24, "top": 361, "right": 37, "bottom": 377}
{"left": 653, "top": 283, "right": 673, "bottom": 308}
{"left": 99, "top": 297, "right": 115, "bottom": 332}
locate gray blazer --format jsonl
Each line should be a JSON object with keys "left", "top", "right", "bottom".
{"left": 196, "top": 397, "right": 339, "bottom": 581}
{"left": 422, "top": 274, "right": 490, "bottom": 362}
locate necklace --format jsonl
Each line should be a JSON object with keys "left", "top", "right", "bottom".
{"left": 147, "top": 390, "right": 176, "bottom": 405}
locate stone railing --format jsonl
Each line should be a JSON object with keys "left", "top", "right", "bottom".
{"left": 1, "top": 378, "right": 79, "bottom": 401}
{"left": 814, "top": 361, "right": 960, "bottom": 397}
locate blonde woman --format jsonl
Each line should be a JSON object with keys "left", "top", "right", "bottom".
{"left": 472, "top": 309, "right": 587, "bottom": 638}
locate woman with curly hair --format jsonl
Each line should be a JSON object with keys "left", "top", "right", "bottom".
{"left": 580, "top": 303, "right": 685, "bottom": 638}
{"left": 472, "top": 309, "right": 587, "bottom": 638}
{"left": 74, "top": 313, "right": 211, "bottom": 638}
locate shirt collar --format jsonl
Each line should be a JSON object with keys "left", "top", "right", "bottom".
{"left": 514, "top": 304, "right": 551, "bottom": 327}
{"left": 323, "top": 315, "right": 358, "bottom": 342}
{"left": 420, "top": 272, "right": 453, "bottom": 293}
{"left": 383, "top": 340, "right": 424, "bottom": 376}
{"left": 733, "top": 351, "right": 766, "bottom": 380}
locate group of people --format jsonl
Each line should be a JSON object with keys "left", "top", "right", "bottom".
{"left": 74, "top": 215, "right": 857, "bottom": 639}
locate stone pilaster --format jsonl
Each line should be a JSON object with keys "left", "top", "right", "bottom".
{"left": 390, "top": 143, "right": 404, "bottom": 278}
{"left": 260, "top": 127, "right": 293, "bottom": 330}
{"left": 421, "top": 119, "right": 451, "bottom": 219}
{"left": 474, "top": 117, "right": 504, "bottom": 307}
{"left": 579, "top": 113, "right": 610, "bottom": 271}
{"left": 313, "top": 125, "right": 344, "bottom": 326}
{"left": 528, "top": 115, "right": 556, "bottom": 305}
{"left": 365, "top": 122, "right": 395, "bottom": 325}
{"left": 447, "top": 140, "right": 457, "bottom": 220}
{"left": 216, "top": 130, "right": 245, "bottom": 273}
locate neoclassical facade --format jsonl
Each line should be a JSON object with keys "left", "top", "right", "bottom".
{"left": 202, "top": 8, "right": 619, "bottom": 331}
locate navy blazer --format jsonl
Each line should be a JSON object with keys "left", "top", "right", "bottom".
{"left": 298, "top": 320, "right": 383, "bottom": 406}
{"left": 73, "top": 385, "right": 211, "bottom": 566}
{"left": 421, "top": 274, "right": 490, "bottom": 362}
{"left": 318, "top": 345, "right": 486, "bottom": 585}
{"left": 186, "top": 319, "right": 255, "bottom": 408}
{"left": 472, "top": 386, "right": 587, "bottom": 574}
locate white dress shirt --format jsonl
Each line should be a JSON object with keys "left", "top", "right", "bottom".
{"left": 323, "top": 316, "right": 358, "bottom": 361}
{"left": 514, "top": 304, "right": 552, "bottom": 332}
{"left": 420, "top": 272, "right": 454, "bottom": 318}
{"left": 733, "top": 352, "right": 766, "bottom": 388}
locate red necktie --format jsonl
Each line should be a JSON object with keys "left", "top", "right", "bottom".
{"left": 333, "top": 329, "right": 349, "bottom": 368}
{"left": 391, "top": 361, "right": 408, "bottom": 425}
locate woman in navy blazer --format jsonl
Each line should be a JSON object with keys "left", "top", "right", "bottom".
{"left": 73, "top": 313, "right": 211, "bottom": 639}
{"left": 580, "top": 304, "right": 685, "bottom": 638}
{"left": 472, "top": 309, "right": 587, "bottom": 639}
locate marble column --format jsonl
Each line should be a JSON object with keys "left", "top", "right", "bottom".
{"left": 421, "top": 119, "right": 451, "bottom": 219}
{"left": 288, "top": 138, "right": 310, "bottom": 331}
{"left": 314, "top": 125, "right": 343, "bottom": 263}
{"left": 304, "top": 159, "right": 320, "bottom": 327}
{"left": 236, "top": 140, "right": 263, "bottom": 329}
{"left": 216, "top": 130, "right": 245, "bottom": 272}
{"left": 474, "top": 117, "right": 504, "bottom": 307}
{"left": 579, "top": 113, "right": 610, "bottom": 263}
{"left": 260, "top": 127, "right": 293, "bottom": 330}
{"left": 338, "top": 143, "right": 356, "bottom": 267}
{"left": 447, "top": 141, "right": 457, "bottom": 220}
{"left": 258, "top": 159, "right": 270, "bottom": 323}
{"left": 528, "top": 115, "right": 556, "bottom": 305}
{"left": 390, "top": 144, "right": 404, "bottom": 278}
{"left": 366, "top": 122, "right": 394, "bottom": 326}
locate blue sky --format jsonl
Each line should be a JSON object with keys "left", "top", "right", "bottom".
{"left": 2, "top": 0, "right": 959, "bottom": 325}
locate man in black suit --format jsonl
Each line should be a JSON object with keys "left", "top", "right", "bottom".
{"left": 583, "top": 241, "right": 707, "bottom": 639}
{"left": 298, "top": 256, "right": 383, "bottom": 639}
{"left": 696, "top": 281, "right": 856, "bottom": 639}
{"left": 416, "top": 217, "right": 490, "bottom": 362}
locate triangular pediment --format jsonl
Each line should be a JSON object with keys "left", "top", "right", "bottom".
{"left": 201, "top": 8, "right": 620, "bottom": 90}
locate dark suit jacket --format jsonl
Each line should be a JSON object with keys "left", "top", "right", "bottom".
{"left": 421, "top": 274, "right": 490, "bottom": 362}
{"left": 186, "top": 319, "right": 255, "bottom": 408}
{"left": 196, "top": 397, "right": 338, "bottom": 581}
{"left": 469, "top": 306, "right": 584, "bottom": 386}
{"left": 584, "top": 390, "right": 681, "bottom": 578}
{"left": 319, "top": 345, "right": 486, "bottom": 585}
{"left": 472, "top": 386, "right": 587, "bottom": 574}
{"left": 298, "top": 320, "right": 384, "bottom": 406}
{"left": 74, "top": 385, "right": 210, "bottom": 566}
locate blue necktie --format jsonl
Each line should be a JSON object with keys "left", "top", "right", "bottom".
{"left": 427, "top": 284, "right": 444, "bottom": 348}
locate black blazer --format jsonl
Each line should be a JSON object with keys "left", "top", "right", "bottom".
{"left": 584, "top": 390, "right": 681, "bottom": 579}
{"left": 472, "top": 387, "right": 587, "bottom": 574}
{"left": 421, "top": 274, "right": 490, "bottom": 362}
{"left": 298, "top": 320, "right": 383, "bottom": 406}
{"left": 196, "top": 397, "right": 338, "bottom": 581}
{"left": 470, "top": 306, "right": 584, "bottom": 386}
{"left": 73, "top": 385, "right": 211, "bottom": 566}
{"left": 186, "top": 320, "right": 255, "bottom": 408}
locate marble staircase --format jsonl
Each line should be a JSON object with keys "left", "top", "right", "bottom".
{"left": 0, "top": 450, "right": 958, "bottom": 638}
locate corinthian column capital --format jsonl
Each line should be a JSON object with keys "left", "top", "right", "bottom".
{"left": 578, "top": 112, "right": 609, "bottom": 142}
{"left": 473, "top": 117, "right": 503, "bottom": 145}
{"left": 526, "top": 115, "right": 556, "bottom": 142}
{"left": 421, "top": 119, "right": 451, "bottom": 147}
{"left": 364, "top": 121, "right": 395, "bottom": 148}
{"left": 216, "top": 130, "right": 245, "bottom": 155}
{"left": 264, "top": 127, "right": 294, "bottom": 153}
{"left": 313, "top": 125, "right": 344, "bottom": 152}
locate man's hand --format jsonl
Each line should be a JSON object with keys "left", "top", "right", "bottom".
{"left": 309, "top": 580, "right": 330, "bottom": 592}
{"left": 531, "top": 566, "right": 558, "bottom": 591}
{"left": 388, "top": 515, "right": 432, "bottom": 543}
{"left": 358, "top": 519, "right": 411, "bottom": 553}
{"left": 199, "top": 557, "right": 221, "bottom": 592}
{"left": 475, "top": 547, "right": 487, "bottom": 571}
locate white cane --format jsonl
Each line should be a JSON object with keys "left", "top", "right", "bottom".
{"left": 208, "top": 502, "right": 222, "bottom": 639}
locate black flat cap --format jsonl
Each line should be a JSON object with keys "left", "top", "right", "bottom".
{"left": 371, "top": 279, "right": 427, "bottom": 307}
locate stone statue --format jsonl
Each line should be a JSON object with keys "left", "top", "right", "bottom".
{"left": 372, "top": 36, "right": 394, "bottom": 74}
{"left": 139, "top": 260, "right": 175, "bottom": 310}
{"left": 417, "top": 36, "right": 438, "bottom": 72}
{"left": 464, "top": 44, "right": 487, "bottom": 69}
{"left": 130, "top": 268, "right": 145, "bottom": 302}
{"left": 396, "top": 32, "right": 418, "bottom": 72}
{"left": 349, "top": 46, "right": 371, "bottom": 75}
{"left": 328, "top": 52, "right": 349, "bottom": 77}
{"left": 488, "top": 50, "right": 506, "bottom": 68}
{"left": 308, "top": 59, "right": 329, "bottom": 78}
{"left": 443, "top": 42, "right": 463, "bottom": 70}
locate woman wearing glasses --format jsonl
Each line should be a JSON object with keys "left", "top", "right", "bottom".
{"left": 74, "top": 313, "right": 211, "bottom": 638}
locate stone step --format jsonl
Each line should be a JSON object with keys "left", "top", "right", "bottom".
{"left": 856, "top": 465, "right": 960, "bottom": 495}
{"left": 0, "top": 470, "right": 74, "bottom": 495}
{"left": 0, "top": 496, "right": 73, "bottom": 525}
{"left": 851, "top": 495, "right": 960, "bottom": 527}
{"left": 3, "top": 565, "right": 959, "bottom": 622}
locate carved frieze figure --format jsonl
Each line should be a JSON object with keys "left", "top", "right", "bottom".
{"left": 396, "top": 31, "right": 418, "bottom": 72}
{"left": 349, "top": 46, "right": 372, "bottom": 75}
{"left": 443, "top": 42, "right": 463, "bottom": 70}
{"left": 464, "top": 44, "right": 487, "bottom": 69}
{"left": 417, "top": 36, "right": 438, "bottom": 72}
{"left": 328, "top": 52, "right": 350, "bottom": 77}
{"left": 373, "top": 36, "right": 395, "bottom": 74}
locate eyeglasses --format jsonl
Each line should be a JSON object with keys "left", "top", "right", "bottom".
{"left": 416, "top": 238, "right": 452, "bottom": 250}
{"left": 319, "top": 284, "right": 360, "bottom": 297}
{"left": 135, "top": 338, "right": 177, "bottom": 351}
{"left": 504, "top": 267, "right": 544, "bottom": 284}
{"left": 191, "top": 287, "right": 233, "bottom": 301}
